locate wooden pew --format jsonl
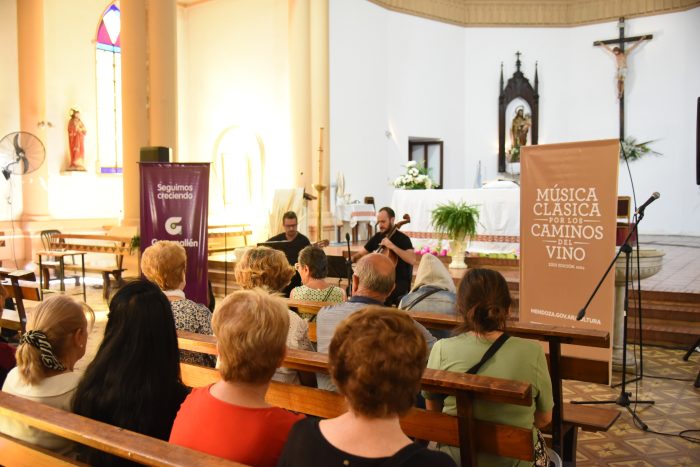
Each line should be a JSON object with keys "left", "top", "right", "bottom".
{"left": 178, "top": 348, "right": 535, "bottom": 467}
{"left": 179, "top": 330, "right": 617, "bottom": 466}
{"left": 50, "top": 234, "right": 131, "bottom": 300}
{"left": 283, "top": 299, "right": 617, "bottom": 463}
{"left": 0, "top": 391, "right": 247, "bottom": 467}
{"left": 0, "top": 269, "right": 41, "bottom": 334}
{"left": 208, "top": 225, "right": 252, "bottom": 255}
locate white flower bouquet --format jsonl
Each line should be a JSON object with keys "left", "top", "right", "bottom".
{"left": 393, "top": 161, "right": 437, "bottom": 190}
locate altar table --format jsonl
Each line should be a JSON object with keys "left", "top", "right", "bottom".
{"left": 390, "top": 188, "right": 520, "bottom": 255}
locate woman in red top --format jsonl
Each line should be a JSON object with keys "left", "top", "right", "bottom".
{"left": 169, "top": 289, "right": 303, "bottom": 466}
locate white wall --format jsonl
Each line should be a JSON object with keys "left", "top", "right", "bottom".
{"left": 330, "top": 0, "right": 700, "bottom": 235}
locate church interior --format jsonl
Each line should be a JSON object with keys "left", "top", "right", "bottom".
{"left": 0, "top": 0, "right": 699, "bottom": 465}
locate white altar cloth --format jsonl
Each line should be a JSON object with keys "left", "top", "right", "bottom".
{"left": 336, "top": 203, "right": 376, "bottom": 228}
{"left": 390, "top": 188, "right": 520, "bottom": 255}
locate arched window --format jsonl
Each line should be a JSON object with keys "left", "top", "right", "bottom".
{"left": 95, "top": 2, "right": 122, "bottom": 174}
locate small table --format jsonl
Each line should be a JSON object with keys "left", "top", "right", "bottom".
{"left": 336, "top": 204, "right": 376, "bottom": 242}
{"left": 37, "top": 250, "right": 86, "bottom": 302}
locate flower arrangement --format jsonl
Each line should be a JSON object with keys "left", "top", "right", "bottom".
{"left": 393, "top": 161, "right": 437, "bottom": 190}
{"left": 508, "top": 146, "right": 520, "bottom": 163}
{"left": 620, "top": 137, "right": 661, "bottom": 162}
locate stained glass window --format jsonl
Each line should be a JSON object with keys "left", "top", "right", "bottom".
{"left": 96, "top": 2, "right": 122, "bottom": 174}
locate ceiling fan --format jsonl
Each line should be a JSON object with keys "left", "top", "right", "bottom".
{"left": 0, "top": 131, "right": 46, "bottom": 180}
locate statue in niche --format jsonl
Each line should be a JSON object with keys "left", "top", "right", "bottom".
{"left": 67, "top": 108, "right": 87, "bottom": 171}
{"left": 510, "top": 106, "right": 531, "bottom": 149}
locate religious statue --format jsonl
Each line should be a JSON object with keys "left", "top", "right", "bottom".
{"left": 67, "top": 108, "right": 87, "bottom": 171}
{"left": 510, "top": 106, "right": 532, "bottom": 152}
{"left": 595, "top": 35, "right": 651, "bottom": 99}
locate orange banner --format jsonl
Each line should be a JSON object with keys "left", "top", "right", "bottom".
{"left": 520, "top": 140, "right": 619, "bottom": 367}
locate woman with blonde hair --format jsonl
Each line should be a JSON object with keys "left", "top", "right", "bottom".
{"left": 0, "top": 295, "right": 93, "bottom": 453}
{"left": 170, "top": 289, "right": 304, "bottom": 466}
{"left": 235, "top": 247, "right": 314, "bottom": 384}
{"left": 141, "top": 240, "right": 215, "bottom": 367}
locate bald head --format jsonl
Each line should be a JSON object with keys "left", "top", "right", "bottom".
{"left": 354, "top": 254, "right": 396, "bottom": 298}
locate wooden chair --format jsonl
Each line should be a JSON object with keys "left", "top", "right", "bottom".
{"left": 39, "top": 230, "right": 80, "bottom": 290}
{"left": 0, "top": 270, "right": 41, "bottom": 334}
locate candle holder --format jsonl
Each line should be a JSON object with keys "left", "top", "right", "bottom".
{"left": 314, "top": 184, "right": 327, "bottom": 242}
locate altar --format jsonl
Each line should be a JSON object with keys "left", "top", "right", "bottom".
{"left": 390, "top": 187, "right": 520, "bottom": 255}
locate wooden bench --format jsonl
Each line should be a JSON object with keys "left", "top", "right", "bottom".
{"left": 177, "top": 336, "right": 535, "bottom": 467}
{"left": 208, "top": 225, "right": 252, "bottom": 255}
{"left": 283, "top": 298, "right": 618, "bottom": 463}
{"left": 0, "top": 269, "right": 41, "bottom": 334}
{"left": 49, "top": 234, "right": 131, "bottom": 300}
{"left": 0, "top": 391, "right": 247, "bottom": 466}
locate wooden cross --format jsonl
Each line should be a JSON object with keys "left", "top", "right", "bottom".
{"left": 593, "top": 17, "right": 652, "bottom": 141}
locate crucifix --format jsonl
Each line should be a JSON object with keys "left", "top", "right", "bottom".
{"left": 594, "top": 17, "right": 652, "bottom": 141}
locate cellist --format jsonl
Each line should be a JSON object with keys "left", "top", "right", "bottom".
{"left": 352, "top": 207, "right": 415, "bottom": 306}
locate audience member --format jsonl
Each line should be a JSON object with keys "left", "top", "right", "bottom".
{"left": 290, "top": 245, "right": 345, "bottom": 304}
{"left": 316, "top": 253, "right": 435, "bottom": 390}
{"left": 235, "top": 247, "right": 314, "bottom": 385}
{"left": 170, "top": 289, "right": 304, "bottom": 466}
{"left": 0, "top": 295, "right": 93, "bottom": 454}
{"left": 423, "top": 268, "right": 553, "bottom": 466}
{"left": 72, "top": 280, "right": 189, "bottom": 466}
{"left": 141, "top": 240, "right": 215, "bottom": 367}
{"left": 399, "top": 253, "right": 457, "bottom": 339}
{"left": 278, "top": 307, "right": 455, "bottom": 466}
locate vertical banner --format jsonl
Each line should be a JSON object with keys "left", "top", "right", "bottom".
{"left": 140, "top": 163, "right": 210, "bottom": 305}
{"left": 520, "top": 140, "right": 619, "bottom": 368}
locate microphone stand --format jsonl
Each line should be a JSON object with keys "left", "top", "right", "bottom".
{"left": 345, "top": 233, "right": 353, "bottom": 297}
{"left": 571, "top": 209, "right": 653, "bottom": 430}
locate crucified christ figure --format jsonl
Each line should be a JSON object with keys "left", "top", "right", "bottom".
{"left": 595, "top": 35, "right": 651, "bottom": 99}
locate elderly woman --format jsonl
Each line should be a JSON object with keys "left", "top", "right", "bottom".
{"left": 235, "top": 247, "right": 314, "bottom": 385}
{"left": 290, "top": 245, "right": 345, "bottom": 306}
{"left": 399, "top": 253, "right": 457, "bottom": 339}
{"left": 0, "top": 295, "right": 93, "bottom": 454}
{"left": 141, "top": 240, "right": 215, "bottom": 367}
{"left": 278, "top": 307, "right": 455, "bottom": 466}
{"left": 170, "top": 289, "right": 304, "bottom": 466}
{"left": 423, "top": 268, "right": 553, "bottom": 466}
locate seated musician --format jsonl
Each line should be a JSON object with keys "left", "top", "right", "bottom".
{"left": 352, "top": 207, "right": 415, "bottom": 306}
{"left": 170, "top": 289, "right": 304, "bottom": 467}
{"left": 290, "top": 245, "right": 346, "bottom": 304}
{"left": 0, "top": 295, "right": 92, "bottom": 454}
{"left": 278, "top": 307, "right": 455, "bottom": 467}
{"left": 423, "top": 268, "right": 553, "bottom": 466}
{"left": 267, "top": 211, "right": 311, "bottom": 296}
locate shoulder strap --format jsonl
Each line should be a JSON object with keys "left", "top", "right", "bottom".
{"left": 379, "top": 442, "right": 423, "bottom": 467}
{"left": 321, "top": 287, "right": 334, "bottom": 302}
{"left": 400, "top": 286, "right": 442, "bottom": 311}
{"left": 466, "top": 333, "right": 510, "bottom": 375}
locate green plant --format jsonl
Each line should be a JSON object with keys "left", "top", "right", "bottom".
{"left": 430, "top": 201, "right": 480, "bottom": 241}
{"left": 620, "top": 137, "right": 661, "bottom": 162}
{"left": 130, "top": 235, "right": 140, "bottom": 254}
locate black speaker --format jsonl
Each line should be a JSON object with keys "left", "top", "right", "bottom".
{"left": 140, "top": 146, "right": 171, "bottom": 163}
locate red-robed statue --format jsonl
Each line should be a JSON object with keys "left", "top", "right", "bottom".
{"left": 67, "top": 108, "right": 87, "bottom": 171}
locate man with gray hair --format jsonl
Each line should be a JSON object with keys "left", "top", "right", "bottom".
{"left": 315, "top": 253, "right": 436, "bottom": 391}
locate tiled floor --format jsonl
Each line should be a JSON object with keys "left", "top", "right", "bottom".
{"left": 638, "top": 235, "right": 700, "bottom": 294}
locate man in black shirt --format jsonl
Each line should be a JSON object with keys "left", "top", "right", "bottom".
{"left": 351, "top": 207, "right": 415, "bottom": 306}
{"left": 267, "top": 211, "right": 311, "bottom": 296}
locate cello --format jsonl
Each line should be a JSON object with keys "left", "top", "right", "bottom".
{"left": 376, "top": 214, "right": 411, "bottom": 265}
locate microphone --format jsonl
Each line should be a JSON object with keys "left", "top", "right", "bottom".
{"left": 345, "top": 233, "right": 350, "bottom": 243}
{"left": 634, "top": 192, "right": 660, "bottom": 216}
{"left": 576, "top": 308, "right": 586, "bottom": 321}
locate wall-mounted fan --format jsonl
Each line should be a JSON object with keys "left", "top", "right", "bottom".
{"left": 0, "top": 131, "right": 46, "bottom": 180}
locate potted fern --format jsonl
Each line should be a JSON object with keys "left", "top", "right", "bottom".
{"left": 431, "top": 201, "right": 480, "bottom": 269}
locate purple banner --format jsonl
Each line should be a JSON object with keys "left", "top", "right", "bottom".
{"left": 140, "top": 163, "right": 210, "bottom": 305}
